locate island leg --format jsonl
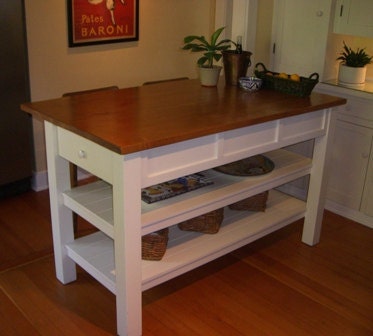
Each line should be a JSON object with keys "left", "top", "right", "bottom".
{"left": 44, "top": 121, "right": 77, "bottom": 283}
{"left": 302, "top": 109, "right": 336, "bottom": 245}
{"left": 112, "top": 152, "right": 143, "bottom": 335}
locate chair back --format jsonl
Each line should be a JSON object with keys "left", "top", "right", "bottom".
{"left": 143, "top": 78, "right": 188, "bottom": 85}
{"left": 62, "top": 86, "right": 119, "bottom": 97}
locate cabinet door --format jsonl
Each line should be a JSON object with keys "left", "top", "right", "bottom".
{"left": 270, "top": 0, "right": 332, "bottom": 76}
{"left": 334, "top": 0, "right": 373, "bottom": 37}
{"left": 361, "top": 142, "right": 373, "bottom": 217}
{"left": 326, "top": 120, "right": 372, "bottom": 210}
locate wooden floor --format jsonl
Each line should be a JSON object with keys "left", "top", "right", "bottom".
{"left": 0, "top": 189, "right": 372, "bottom": 335}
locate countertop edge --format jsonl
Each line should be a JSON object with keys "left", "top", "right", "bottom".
{"left": 21, "top": 90, "right": 347, "bottom": 155}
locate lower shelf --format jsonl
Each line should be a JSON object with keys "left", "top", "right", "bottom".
{"left": 66, "top": 190, "right": 306, "bottom": 294}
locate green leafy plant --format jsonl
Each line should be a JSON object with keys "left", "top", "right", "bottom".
{"left": 182, "top": 27, "right": 233, "bottom": 68}
{"left": 337, "top": 41, "right": 372, "bottom": 67}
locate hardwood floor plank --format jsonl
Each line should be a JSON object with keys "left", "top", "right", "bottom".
{"left": 0, "top": 189, "right": 96, "bottom": 271}
{"left": 232, "top": 220, "right": 373, "bottom": 335}
{"left": 175, "top": 269, "right": 295, "bottom": 336}
{"left": 0, "top": 190, "right": 53, "bottom": 271}
{"left": 0, "top": 289, "right": 40, "bottom": 336}
{"left": 243, "top": 251, "right": 372, "bottom": 331}
{"left": 142, "top": 307, "right": 185, "bottom": 336}
{"left": 145, "top": 300, "right": 215, "bottom": 336}
{"left": 0, "top": 257, "right": 115, "bottom": 335}
{"left": 217, "top": 260, "right": 371, "bottom": 336}
{"left": 204, "top": 265, "right": 314, "bottom": 336}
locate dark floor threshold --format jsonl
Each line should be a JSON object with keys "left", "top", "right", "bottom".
{"left": 0, "top": 177, "right": 31, "bottom": 199}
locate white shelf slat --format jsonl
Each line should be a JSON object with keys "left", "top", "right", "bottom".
{"left": 65, "top": 231, "right": 116, "bottom": 294}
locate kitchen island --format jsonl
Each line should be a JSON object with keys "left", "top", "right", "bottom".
{"left": 22, "top": 79, "right": 346, "bottom": 335}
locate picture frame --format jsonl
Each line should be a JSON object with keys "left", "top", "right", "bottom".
{"left": 67, "top": 0, "right": 139, "bottom": 47}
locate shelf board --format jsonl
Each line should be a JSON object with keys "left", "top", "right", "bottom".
{"left": 63, "top": 149, "right": 311, "bottom": 238}
{"left": 63, "top": 180, "right": 114, "bottom": 238}
{"left": 65, "top": 190, "right": 305, "bottom": 294}
{"left": 65, "top": 231, "right": 116, "bottom": 294}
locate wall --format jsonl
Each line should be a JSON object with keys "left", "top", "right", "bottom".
{"left": 254, "top": 0, "right": 273, "bottom": 69}
{"left": 25, "top": 0, "right": 215, "bottom": 189}
{"left": 223, "top": 0, "right": 273, "bottom": 77}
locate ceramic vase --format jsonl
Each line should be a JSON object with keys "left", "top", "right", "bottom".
{"left": 338, "top": 64, "right": 367, "bottom": 84}
{"left": 199, "top": 66, "right": 222, "bottom": 87}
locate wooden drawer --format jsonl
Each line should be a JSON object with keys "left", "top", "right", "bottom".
{"left": 57, "top": 127, "right": 114, "bottom": 183}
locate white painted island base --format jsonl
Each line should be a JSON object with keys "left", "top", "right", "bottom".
{"left": 44, "top": 107, "right": 335, "bottom": 335}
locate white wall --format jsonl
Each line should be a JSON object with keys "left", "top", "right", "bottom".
{"left": 220, "top": 0, "right": 273, "bottom": 76}
{"left": 254, "top": 0, "right": 273, "bottom": 70}
{"left": 24, "top": 0, "right": 215, "bottom": 181}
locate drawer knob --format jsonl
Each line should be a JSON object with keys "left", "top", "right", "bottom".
{"left": 78, "top": 149, "right": 87, "bottom": 159}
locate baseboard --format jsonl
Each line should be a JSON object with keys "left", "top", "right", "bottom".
{"left": 32, "top": 168, "right": 92, "bottom": 192}
{"left": 31, "top": 170, "right": 49, "bottom": 191}
{"left": 325, "top": 200, "right": 373, "bottom": 229}
{"left": 276, "top": 185, "right": 373, "bottom": 228}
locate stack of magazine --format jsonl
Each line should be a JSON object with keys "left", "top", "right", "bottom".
{"left": 141, "top": 173, "right": 213, "bottom": 204}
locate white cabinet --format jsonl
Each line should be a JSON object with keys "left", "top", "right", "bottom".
{"left": 316, "top": 82, "right": 373, "bottom": 227}
{"left": 361, "top": 143, "right": 373, "bottom": 216}
{"left": 327, "top": 119, "right": 372, "bottom": 210}
{"left": 333, "top": 0, "right": 373, "bottom": 37}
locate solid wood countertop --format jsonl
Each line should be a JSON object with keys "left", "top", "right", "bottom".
{"left": 21, "top": 79, "right": 346, "bottom": 154}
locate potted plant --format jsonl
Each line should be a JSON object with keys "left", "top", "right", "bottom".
{"left": 182, "top": 27, "right": 233, "bottom": 86}
{"left": 337, "top": 41, "right": 372, "bottom": 84}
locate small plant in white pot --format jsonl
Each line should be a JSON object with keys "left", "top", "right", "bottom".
{"left": 182, "top": 27, "right": 233, "bottom": 86}
{"left": 337, "top": 41, "right": 372, "bottom": 84}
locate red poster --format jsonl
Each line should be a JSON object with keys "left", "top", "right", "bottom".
{"left": 68, "top": 0, "right": 138, "bottom": 47}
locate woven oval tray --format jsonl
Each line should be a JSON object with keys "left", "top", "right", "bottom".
{"left": 214, "top": 155, "right": 274, "bottom": 176}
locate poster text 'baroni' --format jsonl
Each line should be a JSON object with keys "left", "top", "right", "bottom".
{"left": 81, "top": 24, "right": 129, "bottom": 37}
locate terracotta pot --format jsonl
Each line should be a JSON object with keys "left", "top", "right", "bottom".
{"left": 338, "top": 64, "right": 367, "bottom": 84}
{"left": 222, "top": 50, "right": 252, "bottom": 86}
{"left": 199, "top": 66, "right": 222, "bottom": 87}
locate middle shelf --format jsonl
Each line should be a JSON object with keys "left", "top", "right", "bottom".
{"left": 63, "top": 148, "right": 312, "bottom": 238}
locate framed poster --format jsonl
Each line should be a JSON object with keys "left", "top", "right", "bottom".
{"left": 67, "top": 0, "right": 139, "bottom": 47}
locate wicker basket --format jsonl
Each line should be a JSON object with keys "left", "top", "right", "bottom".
{"left": 229, "top": 191, "right": 269, "bottom": 212}
{"left": 254, "top": 63, "right": 318, "bottom": 97}
{"left": 178, "top": 208, "right": 224, "bottom": 234}
{"left": 142, "top": 228, "right": 169, "bottom": 261}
